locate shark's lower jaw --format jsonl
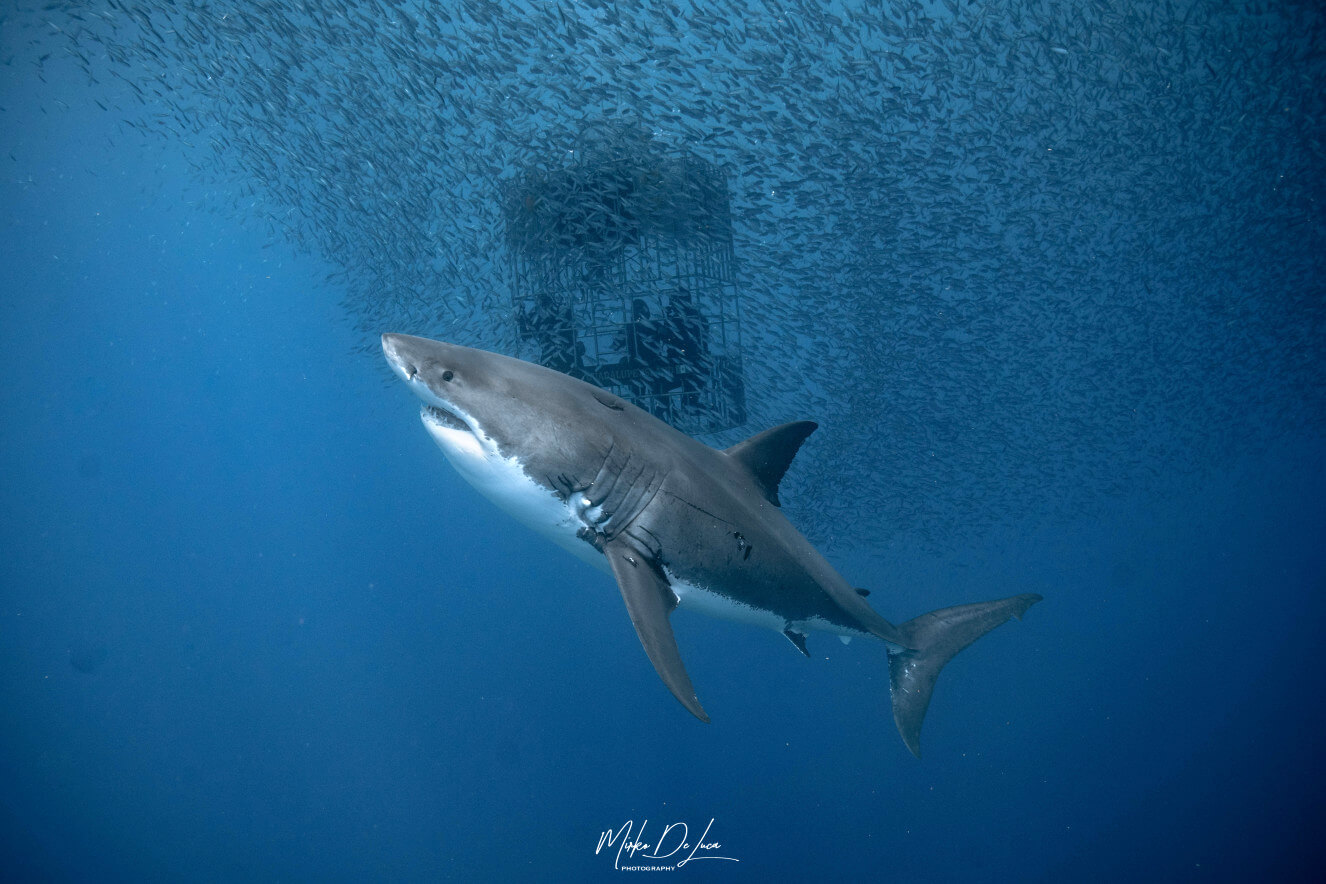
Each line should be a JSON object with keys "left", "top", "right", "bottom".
{"left": 420, "top": 403, "right": 483, "bottom": 464}
{"left": 415, "top": 397, "right": 607, "bottom": 573}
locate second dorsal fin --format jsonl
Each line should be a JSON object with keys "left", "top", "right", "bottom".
{"left": 723, "top": 421, "right": 818, "bottom": 507}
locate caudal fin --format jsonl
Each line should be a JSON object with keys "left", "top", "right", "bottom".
{"left": 888, "top": 593, "right": 1042, "bottom": 758}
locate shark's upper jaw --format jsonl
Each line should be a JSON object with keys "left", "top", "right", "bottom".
{"left": 403, "top": 376, "right": 476, "bottom": 438}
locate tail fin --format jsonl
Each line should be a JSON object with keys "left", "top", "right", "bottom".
{"left": 888, "top": 593, "right": 1042, "bottom": 758}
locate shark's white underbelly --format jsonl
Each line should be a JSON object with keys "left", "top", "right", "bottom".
{"left": 423, "top": 409, "right": 612, "bottom": 574}
{"left": 666, "top": 569, "right": 862, "bottom": 642}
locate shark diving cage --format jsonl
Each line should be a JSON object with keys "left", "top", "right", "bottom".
{"left": 502, "top": 129, "right": 747, "bottom": 435}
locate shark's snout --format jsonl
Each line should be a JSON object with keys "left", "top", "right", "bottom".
{"left": 381, "top": 333, "right": 416, "bottom": 381}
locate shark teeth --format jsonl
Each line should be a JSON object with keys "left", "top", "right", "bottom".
{"left": 421, "top": 403, "right": 469, "bottom": 433}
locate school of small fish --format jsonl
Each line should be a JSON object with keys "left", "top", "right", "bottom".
{"left": 15, "top": 0, "right": 1323, "bottom": 548}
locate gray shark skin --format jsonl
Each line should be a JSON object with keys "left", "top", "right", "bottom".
{"left": 382, "top": 333, "right": 1041, "bottom": 757}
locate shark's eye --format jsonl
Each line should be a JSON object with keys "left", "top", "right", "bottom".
{"left": 442, "top": 370, "right": 455, "bottom": 382}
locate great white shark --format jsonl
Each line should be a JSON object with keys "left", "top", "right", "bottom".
{"left": 382, "top": 333, "right": 1041, "bottom": 757}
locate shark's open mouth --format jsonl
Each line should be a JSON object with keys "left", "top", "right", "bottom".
{"left": 422, "top": 403, "right": 470, "bottom": 433}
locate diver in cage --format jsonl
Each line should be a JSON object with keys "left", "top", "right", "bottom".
{"left": 516, "top": 291, "right": 585, "bottom": 379}
{"left": 615, "top": 298, "right": 672, "bottom": 419}
{"left": 663, "top": 287, "right": 712, "bottom": 414}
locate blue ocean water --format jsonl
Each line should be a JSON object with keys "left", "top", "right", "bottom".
{"left": 2, "top": 2, "right": 1323, "bottom": 881}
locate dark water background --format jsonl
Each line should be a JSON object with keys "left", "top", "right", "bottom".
{"left": 2, "top": 1, "right": 1323, "bottom": 881}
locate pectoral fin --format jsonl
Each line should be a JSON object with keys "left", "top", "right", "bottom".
{"left": 783, "top": 627, "right": 810, "bottom": 657}
{"left": 604, "top": 539, "right": 709, "bottom": 723}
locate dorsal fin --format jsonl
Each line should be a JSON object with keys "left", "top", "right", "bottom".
{"left": 723, "top": 421, "right": 818, "bottom": 507}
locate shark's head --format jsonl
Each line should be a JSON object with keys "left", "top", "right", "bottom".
{"left": 381, "top": 333, "right": 635, "bottom": 565}
{"left": 381, "top": 332, "right": 609, "bottom": 477}
{"left": 381, "top": 333, "right": 511, "bottom": 464}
